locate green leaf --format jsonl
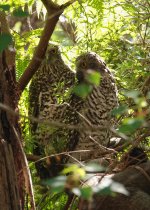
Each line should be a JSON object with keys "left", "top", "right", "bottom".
{"left": 42, "top": 176, "right": 66, "bottom": 193}
{"left": 124, "top": 90, "right": 140, "bottom": 99}
{"left": 94, "top": 178, "right": 128, "bottom": 196}
{"left": 0, "top": 4, "right": 10, "bottom": 11}
{"left": 134, "top": 97, "right": 147, "bottom": 108}
{"left": 80, "top": 187, "right": 93, "bottom": 200}
{"left": 62, "top": 164, "right": 85, "bottom": 178}
{"left": 73, "top": 83, "right": 93, "bottom": 98}
{"left": 118, "top": 118, "right": 144, "bottom": 134}
{"left": 110, "top": 181, "right": 129, "bottom": 195}
{"left": 97, "top": 186, "right": 114, "bottom": 195}
{"left": 84, "top": 163, "right": 105, "bottom": 172}
{"left": 72, "top": 188, "right": 81, "bottom": 197}
{"left": 0, "top": 34, "right": 12, "bottom": 52}
{"left": 86, "top": 71, "right": 101, "bottom": 85}
{"left": 62, "top": 164, "right": 79, "bottom": 174}
{"left": 13, "top": 8, "right": 29, "bottom": 17}
{"left": 28, "top": 0, "right": 35, "bottom": 7}
{"left": 111, "top": 105, "right": 128, "bottom": 116}
{"left": 72, "top": 187, "right": 93, "bottom": 200}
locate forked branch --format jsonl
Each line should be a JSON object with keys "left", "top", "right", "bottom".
{"left": 18, "top": 0, "right": 77, "bottom": 94}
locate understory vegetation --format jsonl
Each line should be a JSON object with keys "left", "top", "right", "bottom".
{"left": 0, "top": 0, "right": 150, "bottom": 209}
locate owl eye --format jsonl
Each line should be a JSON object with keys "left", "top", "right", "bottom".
{"left": 81, "top": 62, "right": 86, "bottom": 68}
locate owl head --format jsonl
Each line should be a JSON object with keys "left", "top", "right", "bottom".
{"left": 75, "top": 52, "right": 107, "bottom": 83}
{"left": 46, "top": 44, "right": 62, "bottom": 64}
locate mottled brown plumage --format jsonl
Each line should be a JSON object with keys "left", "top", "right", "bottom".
{"left": 29, "top": 44, "right": 75, "bottom": 178}
{"left": 61, "top": 52, "right": 118, "bottom": 162}
{"left": 29, "top": 50, "right": 118, "bottom": 179}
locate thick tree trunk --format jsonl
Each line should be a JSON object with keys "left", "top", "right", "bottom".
{"left": 0, "top": 39, "right": 25, "bottom": 209}
{"left": 0, "top": 140, "right": 20, "bottom": 210}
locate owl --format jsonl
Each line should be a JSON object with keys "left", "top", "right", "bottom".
{"left": 61, "top": 52, "right": 118, "bottom": 163}
{"left": 29, "top": 44, "right": 75, "bottom": 178}
{"left": 29, "top": 50, "right": 118, "bottom": 179}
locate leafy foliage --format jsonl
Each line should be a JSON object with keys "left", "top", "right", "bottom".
{"left": 1, "top": 0, "right": 150, "bottom": 209}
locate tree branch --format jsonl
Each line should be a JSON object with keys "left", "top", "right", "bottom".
{"left": 0, "top": 11, "right": 11, "bottom": 34}
{"left": 18, "top": 0, "right": 78, "bottom": 94}
{"left": 18, "top": 10, "right": 61, "bottom": 92}
{"left": 41, "top": 0, "right": 60, "bottom": 11}
{"left": 61, "top": 0, "right": 78, "bottom": 9}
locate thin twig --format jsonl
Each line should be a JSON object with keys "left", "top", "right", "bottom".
{"left": 12, "top": 126, "right": 36, "bottom": 210}
{"left": 33, "top": 150, "right": 90, "bottom": 165}
{"left": 0, "top": 102, "right": 120, "bottom": 133}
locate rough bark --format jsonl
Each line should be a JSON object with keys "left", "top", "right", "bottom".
{"left": 0, "top": 140, "right": 20, "bottom": 210}
{"left": 0, "top": 12, "right": 35, "bottom": 209}
{"left": 0, "top": 46, "right": 23, "bottom": 209}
